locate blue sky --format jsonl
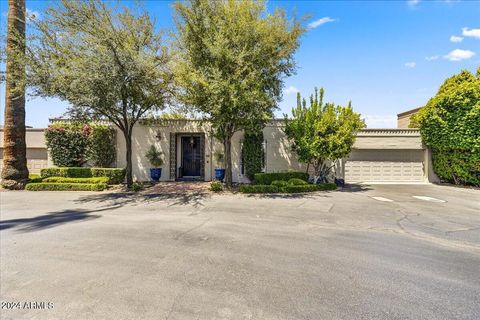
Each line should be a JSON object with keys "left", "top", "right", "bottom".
{"left": 1, "top": 0, "right": 479, "bottom": 128}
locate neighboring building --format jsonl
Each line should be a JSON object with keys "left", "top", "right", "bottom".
{"left": 2, "top": 114, "right": 438, "bottom": 184}
{"left": 0, "top": 128, "right": 49, "bottom": 174}
{"left": 397, "top": 107, "right": 421, "bottom": 128}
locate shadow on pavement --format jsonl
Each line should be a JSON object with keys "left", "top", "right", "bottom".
{"left": 75, "top": 190, "right": 211, "bottom": 209}
{"left": 0, "top": 206, "right": 118, "bottom": 232}
{"left": 339, "top": 184, "right": 373, "bottom": 193}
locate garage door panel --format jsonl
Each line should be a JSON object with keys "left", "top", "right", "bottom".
{"left": 345, "top": 161, "right": 424, "bottom": 183}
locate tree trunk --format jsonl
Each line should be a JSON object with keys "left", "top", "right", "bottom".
{"left": 124, "top": 130, "right": 133, "bottom": 187}
{"left": 1, "top": 0, "right": 28, "bottom": 190}
{"left": 223, "top": 137, "right": 233, "bottom": 188}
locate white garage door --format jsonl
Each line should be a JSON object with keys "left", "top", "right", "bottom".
{"left": 345, "top": 150, "right": 425, "bottom": 183}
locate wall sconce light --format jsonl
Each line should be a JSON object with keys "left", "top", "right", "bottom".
{"left": 155, "top": 130, "right": 162, "bottom": 141}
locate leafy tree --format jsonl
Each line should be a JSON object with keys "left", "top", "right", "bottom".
{"left": 1, "top": 0, "right": 29, "bottom": 189}
{"left": 284, "top": 88, "right": 365, "bottom": 184}
{"left": 25, "top": 0, "right": 172, "bottom": 186}
{"left": 174, "top": 0, "right": 304, "bottom": 187}
{"left": 45, "top": 123, "right": 91, "bottom": 167}
{"left": 410, "top": 68, "right": 480, "bottom": 186}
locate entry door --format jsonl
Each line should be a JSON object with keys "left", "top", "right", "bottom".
{"left": 181, "top": 136, "right": 201, "bottom": 176}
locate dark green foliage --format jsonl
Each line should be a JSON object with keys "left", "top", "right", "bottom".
{"left": 128, "top": 182, "right": 144, "bottom": 192}
{"left": 254, "top": 172, "right": 309, "bottom": 185}
{"left": 87, "top": 125, "right": 116, "bottom": 167}
{"left": 40, "top": 167, "right": 92, "bottom": 178}
{"left": 25, "top": 182, "right": 107, "bottom": 191}
{"left": 41, "top": 167, "right": 125, "bottom": 184}
{"left": 42, "top": 177, "right": 109, "bottom": 184}
{"left": 242, "top": 130, "right": 264, "bottom": 181}
{"left": 271, "top": 180, "right": 289, "bottom": 187}
{"left": 90, "top": 168, "right": 126, "bottom": 184}
{"left": 432, "top": 149, "right": 480, "bottom": 186}
{"left": 239, "top": 184, "right": 279, "bottom": 193}
{"left": 45, "top": 122, "right": 90, "bottom": 167}
{"left": 412, "top": 70, "right": 480, "bottom": 186}
{"left": 210, "top": 181, "right": 223, "bottom": 192}
{"left": 281, "top": 183, "right": 336, "bottom": 193}
{"left": 288, "top": 178, "right": 308, "bottom": 185}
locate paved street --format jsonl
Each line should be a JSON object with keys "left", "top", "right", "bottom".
{"left": 1, "top": 184, "right": 479, "bottom": 320}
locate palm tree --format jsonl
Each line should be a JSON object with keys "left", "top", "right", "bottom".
{"left": 2, "top": 0, "right": 28, "bottom": 189}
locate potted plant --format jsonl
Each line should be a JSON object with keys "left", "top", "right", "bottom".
{"left": 145, "top": 145, "right": 164, "bottom": 182}
{"left": 213, "top": 151, "right": 225, "bottom": 182}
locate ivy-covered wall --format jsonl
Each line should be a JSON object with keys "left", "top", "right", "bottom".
{"left": 411, "top": 69, "right": 480, "bottom": 186}
{"left": 45, "top": 122, "right": 117, "bottom": 168}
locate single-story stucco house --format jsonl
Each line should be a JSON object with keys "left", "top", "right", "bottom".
{"left": 1, "top": 108, "right": 439, "bottom": 184}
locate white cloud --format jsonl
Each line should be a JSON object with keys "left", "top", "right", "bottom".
{"left": 462, "top": 27, "right": 480, "bottom": 39}
{"left": 26, "top": 8, "right": 40, "bottom": 20}
{"left": 425, "top": 55, "right": 439, "bottom": 61}
{"left": 285, "top": 86, "right": 299, "bottom": 95}
{"left": 363, "top": 115, "right": 397, "bottom": 128}
{"left": 444, "top": 49, "right": 476, "bottom": 61}
{"left": 450, "top": 35, "right": 463, "bottom": 43}
{"left": 407, "top": 0, "right": 420, "bottom": 7}
{"left": 404, "top": 62, "right": 416, "bottom": 68}
{"left": 308, "top": 17, "right": 335, "bottom": 29}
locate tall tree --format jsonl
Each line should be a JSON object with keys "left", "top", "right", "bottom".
{"left": 25, "top": 0, "right": 172, "bottom": 187}
{"left": 174, "top": 0, "right": 304, "bottom": 187}
{"left": 1, "top": 0, "right": 29, "bottom": 189}
{"left": 284, "top": 88, "right": 365, "bottom": 184}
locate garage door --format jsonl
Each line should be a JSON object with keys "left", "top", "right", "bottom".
{"left": 0, "top": 148, "right": 48, "bottom": 174}
{"left": 345, "top": 150, "right": 425, "bottom": 183}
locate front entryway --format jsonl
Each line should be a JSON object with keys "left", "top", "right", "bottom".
{"left": 181, "top": 136, "right": 201, "bottom": 177}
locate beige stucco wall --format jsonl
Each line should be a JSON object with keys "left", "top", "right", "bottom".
{"left": 0, "top": 129, "right": 49, "bottom": 174}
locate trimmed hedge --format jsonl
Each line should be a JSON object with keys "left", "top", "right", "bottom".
{"left": 288, "top": 178, "right": 308, "bottom": 185}
{"left": 254, "top": 172, "right": 309, "bottom": 185}
{"left": 25, "top": 182, "right": 107, "bottom": 191}
{"left": 40, "top": 167, "right": 125, "bottom": 184}
{"left": 271, "top": 180, "right": 289, "bottom": 187}
{"left": 239, "top": 184, "right": 279, "bottom": 193}
{"left": 42, "top": 177, "right": 109, "bottom": 184}
{"left": 29, "top": 174, "right": 43, "bottom": 183}
{"left": 282, "top": 183, "right": 336, "bottom": 193}
{"left": 41, "top": 167, "right": 92, "bottom": 178}
{"left": 91, "top": 168, "right": 126, "bottom": 184}
{"left": 239, "top": 182, "right": 336, "bottom": 194}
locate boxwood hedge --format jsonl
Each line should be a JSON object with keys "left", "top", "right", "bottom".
{"left": 254, "top": 172, "right": 309, "bottom": 185}
{"left": 239, "top": 182, "right": 336, "bottom": 194}
{"left": 42, "top": 177, "right": 109, "bottom": 184}
{"left": 40, "top": 167, "right": 125, "bottom": 184}
{"left": 25, "top": 182, "right": 107, "bottom": 191}
{"left": 238, "top": 184, "right": 279, "bottom": 193}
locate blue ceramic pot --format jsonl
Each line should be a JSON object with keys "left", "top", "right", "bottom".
{"left": 214, "top": 168, "right": 225, "bottom": 182}
{"left": 150, "top": 168, "right": 162, "bottom": 182}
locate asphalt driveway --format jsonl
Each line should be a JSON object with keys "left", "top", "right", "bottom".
{"left": 1, "top": 184, "right": 479, "bottom": 320}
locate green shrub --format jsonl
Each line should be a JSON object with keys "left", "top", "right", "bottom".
{"left": 91, "top": 168, "right": 125, "bottom": 184}
{"left": 145, "top": 145, "right": 164, "bottom": 167}
{"left": 25, "top": 182, "right": 107, "bottom": 191}
{"left": 242, "top": 130, "right": 264, "bottom": 181}
{"left": 432, "top": 149, "right": 480, "bottom": 186}
{"left": 254, "top": 172, "right": 309, "bottom": 185}
{"left": 87, "top": 125, "right": 116, "bottom": 167}
{"left": 128, "top": 182, "right": 144, "bottom": 192}
{"left": 281, "top": 183, "right": 336, "bottom": 193}
{"left": 42, "top": 176, "right": 109, "bottom": 184}
{"left": 45, "top": 122, "right": 91, "bottom": 167}
{"left": 41, "top": 167, "right": 92, "bottom": 178}
{"left": 28, "top": 174, "right": 43, "bottom": 183}
{"left": 210, "top": 181, "right": 223, "bottom": 192}
{"left": 271, "top": 180, "right": 288, "bottom": 187}
{"left": 239, "top": 184, "right": 279, "bottom": 193}
{"left": 288, "top": 178, "right": 308, "bottom": 185}
{"left": 41, "top": 167, "right": 125, "bottom": 184}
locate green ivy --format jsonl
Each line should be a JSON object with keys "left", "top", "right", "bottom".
{"left": 45, "top": 122, "right": 90, "bottom": 167}
{"left": 413, "top": 69, "right": 480, "bottom": 186}
{"left": 242, "top": 130, "right": 264, "bottom": 181}
{"left": 87, "top": 125, "right": 116, "bottom": 167}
